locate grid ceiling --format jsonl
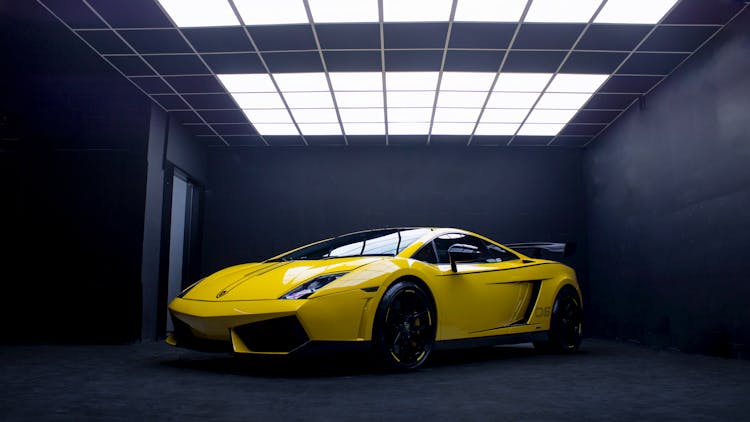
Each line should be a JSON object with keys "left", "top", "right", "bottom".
{"left": 37, "top": 0, "right": 748, "bottom": 147}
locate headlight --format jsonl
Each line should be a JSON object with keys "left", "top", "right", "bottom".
{"left": 280, "top": 272, "right": 348, "bottom": 300}
{"left": 177, "top": 278, "right": 205, "bottom": 298}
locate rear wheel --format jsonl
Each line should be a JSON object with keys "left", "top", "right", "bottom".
{"left": 534, "top": 286, "right": 583, "bottom": 353}
{"left": 372, "top": 281, "right": 436, "bottom": 370}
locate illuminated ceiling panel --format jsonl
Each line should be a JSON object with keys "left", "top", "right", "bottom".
{"left": 234, "top": 0, "right": 308, "bottom": 25}
{"left": 595, "top": 0, "right": 679, "bottom": 24}
{"left": 156, "top": 0, "right": 239, "bottom": 28}
{"left": 156, "top": 0, "right": 680, "bottom": 26}
{"left": 382, "top": 0, "right": 453, "bottom": 22}
{"left": 525, "top": 0, "right": 603, "bottom": 23}
{"left": 308, "top": 0, "right": 379, "bottom": 23}
{"left": 220, "top": 72, "right": 607, "bottom": 136}
{"left": 454, "top": 0, "right": 527, "bottom": 22}
{"left": 46, "top": 0, "right": 742, "bottom": 146}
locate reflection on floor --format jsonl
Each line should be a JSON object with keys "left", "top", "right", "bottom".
{"left": 2, "top": 339, "right": 748, "bottom": 420}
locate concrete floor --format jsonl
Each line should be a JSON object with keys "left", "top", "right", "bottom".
{"left": 1, "top": 339, "right": 748, "bottom": 421}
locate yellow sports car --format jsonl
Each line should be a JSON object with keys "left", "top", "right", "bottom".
{"left": 167, "top": 227, "right": 582, "bottom": 369}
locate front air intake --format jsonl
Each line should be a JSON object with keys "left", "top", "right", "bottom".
{"left": 170, "top": 313, "right": 231, "bottom": 352}
{"left": 234, "top": 316, "right": 309, "bottom": 353}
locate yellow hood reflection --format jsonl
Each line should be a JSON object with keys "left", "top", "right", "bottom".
{"left": 182, "top": 257, "right": 384, "bottom": 301}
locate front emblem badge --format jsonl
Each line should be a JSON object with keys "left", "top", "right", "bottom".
{"left": 216, "top": 290, "right": 227, "bottom": 298}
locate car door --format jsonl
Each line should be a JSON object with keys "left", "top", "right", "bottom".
{"left": 413, "top": 233, "right": 535, "bottom": 340}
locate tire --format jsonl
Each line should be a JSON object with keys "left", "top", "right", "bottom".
{"left": 371, "top": 280, "right": 436, "bottom": 371}
{"left": 534, "top": 286, "right": 583, "bottom": 353}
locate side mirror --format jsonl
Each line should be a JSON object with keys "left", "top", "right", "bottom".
{"left": 447, "top": 244, "right": 481, "bottom": 272}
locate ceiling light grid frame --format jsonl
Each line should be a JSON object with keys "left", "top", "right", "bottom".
{"left": 378, "top": 0, "right": 389, "bottom": 145}
{"left": 581, "top": 2, "right": 750, "bottom": 147}
{"left": 93, "top": 0, "right": 251, "bottom": 146}
{"left": 300, "top": 0, "right": 348, "bottom": 143}
{"left": 38, "top": 0, "right": 235, "bottom": 147}
{"left": 543, "top": 0, "right": 681, "bottom": 146}
{"left": 424, "top": 0, "right": 458, "bottom": 145}
{"left": 223, "top": 0, "right": 308, "bottom": 143}
{"left": 152, "top": 0, "right": 277, "bottom": 145}
{"left": 466, "top": 0, "right": 533, "bottom": 145}
{"left": 34, "top": 0, "right": 748, "bottom": 147}
{"left": 505, "top": 0, "right": 610, "bottom": 146}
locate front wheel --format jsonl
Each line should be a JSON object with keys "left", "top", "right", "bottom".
{"left": 371, "top": 280, "right": 436, "bottom": 370}
{"left": 534, "top": 286, "right": 583, "bottom": 353}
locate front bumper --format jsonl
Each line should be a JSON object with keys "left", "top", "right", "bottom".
{"left": 167, "top": 289, "right": 376, "bottom": 354}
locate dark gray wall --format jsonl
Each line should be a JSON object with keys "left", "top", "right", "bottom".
{"left": 584, "top": 9, "right": 750, "bottom": 357}
{"left": 202, "top": 146, "right": 588, "bottom": 292}
{"left": 166, "top": 116, "right": 207, "bottom": 186}
{"left": 0, "top": 2, "right": 151, "bottom": 343}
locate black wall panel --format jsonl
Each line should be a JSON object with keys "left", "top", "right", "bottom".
{"left": 0, "top": 2, "right": 151, "bottom": 343}
{"left": 584, "top": 10, "right": 750, "bottom": 357}
{"left": 202, "top": 147, "right": 589, "bottom": 294}
{"left": 166, "top": 117, "right": 207, "bottom": 185}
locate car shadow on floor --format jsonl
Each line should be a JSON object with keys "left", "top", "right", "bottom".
{"left": 160, "top": 344, "right": 567, "bottom": 378}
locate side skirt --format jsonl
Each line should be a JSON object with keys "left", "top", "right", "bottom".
{"left": 434, "top": 331, "right": 549, "bottom": 351}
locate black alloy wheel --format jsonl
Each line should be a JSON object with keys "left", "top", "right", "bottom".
{"left": 534, "top": 286, "right": 583, "bottom": 353}
{"left": 372, "top": 280, "right": 436, "bottom": 370}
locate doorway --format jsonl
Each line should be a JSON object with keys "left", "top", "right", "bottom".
{"left": 161, "top": 167, "right": 203, "bottom": 334}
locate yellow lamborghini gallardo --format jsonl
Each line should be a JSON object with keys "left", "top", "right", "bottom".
{"left": 167, "top": 227, "right": 582, "bottom": 369}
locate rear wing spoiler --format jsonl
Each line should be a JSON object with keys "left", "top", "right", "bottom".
{"left": 505, "top": 242, "right": 576, "bottom": 258}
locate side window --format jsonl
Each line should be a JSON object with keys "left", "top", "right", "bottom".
{"left": 484, "top": 242, "right": 520, "bottom": 262}
{"left": 411, "top": 241, "right": 438, "bottom": 264}
{"left": 433, "top": 234, "right": 491, "bottom": 264}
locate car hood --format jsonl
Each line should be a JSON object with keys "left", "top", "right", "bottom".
{"left": 181, "top": 256, "right": 384, "bottom": 301}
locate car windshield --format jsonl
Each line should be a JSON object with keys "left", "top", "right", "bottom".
{"left": 272, "top": 228, "right": 431, "bottom": 261}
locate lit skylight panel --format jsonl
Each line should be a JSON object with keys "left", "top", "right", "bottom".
{"left": 157, "top": 0, "right": 240, "bottom": 28}
{"left": 454, "top": 0, "right": 527, "bottom": 22}
{"left": 234, "top": 0, "right": 309, "bottom": 25}
{"left": 486, "top": 92, "right": 540, "bottom": 108}
{"left": 433, "top": 108, "right": 481, "bottom": 122}
{"left": 525, "top": 0, "right": 603, "bottom": 23}
{"left": 480, "top": 108, "right": 530, "bottom": 123}
{"left": 387, "top": 108, "right": 433, "bottom": 122}
{"left": 431, "top": 122, "right": 476, "bottom": 135}
{"left": 308, "top": 0, "right": 379, "bottom": 23}
{"left": 474, "top": 123, "right": 520, "bottom": 136}
{"left": 344, "top": 122, "right": 386, "bottom": 135}
{"left": 338, "top": 108, "right": 384, "bottom": 123}
{"left": 253, "top": 123, "right": 299, "bottom": 135}
{"left": 595, "top": 0, "right": 678, "bottom": 24}
{"left": 242, "top": 109, "right": 294, "bottom": 123}
{"left": 297, "top": 123, "right": 342, "bottom": 135}
{"left": 274, "top": 73, "right": 330, "bottom": 92}
{"left": 439, "top": 72, "right": 495, "bottom": 91}
{"left": 547, "top": 74, "right": 608, "bottom": 93}
{"left": 335, "top": 91, "right": 384, "bottom": 108}
{"left": 290, "top": 108, "right": 338, "bottom": 123}
{"left": 526, "top": 109, "right": 578, "bottom": 124}
{"left": 436, "top": 91, "right": 487, "bottom": 108}
{"left": 535, "top": 93, "right": 592, "bottom": 109}
{"left": 231, "top": 92, "right": 286, "bottom": 108}
{"left": 387, "top": 91, "right": 436, "bottom": 108}
{"left": 517, "top": 123, "right": 565, "bottom": 136}
{"left": 383, "top": 0, "right": 453, "bottom": 22}
{"left": 282, "top": 92, "right": 335, "bottom": 108}
{"left": 218, "top": 74, "right": 276, "bottom": 93}
{"left": 493, "top": 73, "right": 552, "bottom": 92}
{"left": 329, "top": 72, "right": 382, "bottom": 91}
{"left": 389, "top": 122, "right": 431, "bottom": 135}
{"left": 386, "top": 72, "right": 439, "bottom": 91}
